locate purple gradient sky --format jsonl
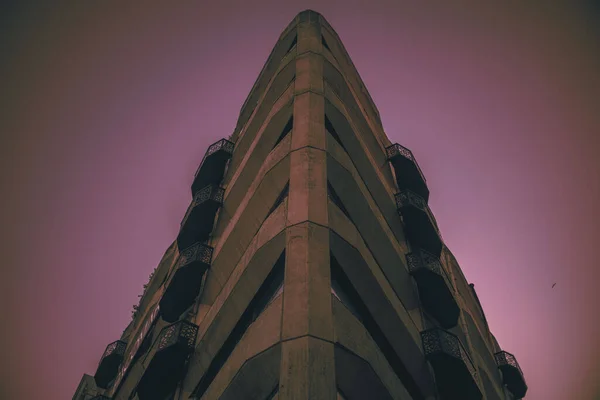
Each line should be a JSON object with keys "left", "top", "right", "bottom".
{"left": 2, "top": 2, "right": 599, "bottom": 399}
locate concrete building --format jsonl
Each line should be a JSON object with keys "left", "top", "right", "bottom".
{"left": 73, "top": 10, "right": 528, "bottom": 400}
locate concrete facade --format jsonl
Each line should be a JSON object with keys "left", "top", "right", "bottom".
{"left": 73, "top": 10, "right": 527, "bottom": 400}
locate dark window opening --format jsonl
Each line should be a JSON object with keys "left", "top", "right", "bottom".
{"left": 330, "top": 255, "right": 425, "bottom": 400}
{"left": 322, "top": 36, "right": 332, "bottom": 52}
{"left": 162, "top": 391, "right": 176, "bottom": 400}
{"left": 112, "top": 317, "right": 160, "bottom": 394}
{"left": 267, "top": 182, "right": 289, "bottom": 215}
{"left": 273, "top": 116, "right": 293, "bottom": 148}
{"left": 325, "top": 115, "right": 346, "bottom": 151}
{"left": 266, "top": 385, "right": 279, "bottom": 400}
{"left": 287, "top": 36, "right": 297, "bottom": 53}
{"left": 192, "top": 252, "right": 286, "bottom": 398}
{"left": 251, "top": 259, "right": 284, "bottom": 321}
{"left": 133, "top": 319, "right": 158, "bottom": 365}
{"left": 327, "top": 182, "right": 352, "bottom": 221}
{"left": 337, "top": 388, "right": 349, "bottom": 400}
{"left": 331, "top": 268, "right": 362, "bottom": 322}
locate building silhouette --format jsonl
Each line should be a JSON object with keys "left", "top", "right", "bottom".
{"left": 73, "top": 10, "right": 527, "bottom": 400}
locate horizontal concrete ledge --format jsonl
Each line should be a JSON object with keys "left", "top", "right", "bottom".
{"left": 294, "top": 88, "right": 325, "bottom": 97}
{"left": 289, "top": 145, "right": 326, "bottom": 155}
{"left": 281, "top": 333, "right": 336, "bottom": 346}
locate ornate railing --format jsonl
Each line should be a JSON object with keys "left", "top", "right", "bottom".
{"left": 157, "top": 321, "right": 199, "bottom": 352}
{"left": 181, "top": 185, "right": 225, "bottom": 226}
{"left": 386, "top": 143, "right": 426, "bottom": 183}
{"left": 494, "top": 351, "right": 524, "bottom": 378}
{"left": 193, "top": 185, "right": 225, "bottom": 206}
{"left": 395, "top": 190, "right": 440, "bottom": 233}
{"left": 395, "top": 189, "right": 426, "bottom": 212}
{"left": 422, "top": 328, "right": 477, "bottom": 381}
{"left": 101, "top": 340, "right": 126, "bottom": 360}
{"left": 178, "top": 242, "right": 213, "bottom": 268}
{"left": 194, "top": 139, "right": 235, "bottom": 177}
{"left": 406, "top": 249, "right": 450, "bottom": 282}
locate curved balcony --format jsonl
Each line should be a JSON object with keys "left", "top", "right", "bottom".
{"left": 495, "top": 351, "right": 527, "bottom": 399}
{"left": 407, "top": 249, "right": 459, "bottom": 328}
{"left": 191, "top": 139, "right": 234, "bottom": 196}
{"left": 386, "top": 143, "right": 429, "bottom": 202}
{"left": 136, "top": 321, "right": 199, "bottom": 400}
{"left": 395, "top": 190, "right": 442, "bottom": 257}
{"left": 422, "top": 328, "right": 482, "bottom": 400}
{"left": 177, "top": 185, "right": 224, "bottom": 251}
{"left": 93, "top": 340, "right": 126, "bottom": 388}
{"left": 160, "top": 242, "right": 214, "bottom": 322}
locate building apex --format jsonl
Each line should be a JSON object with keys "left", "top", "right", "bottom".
{"left": 297, "top": 9, "right": 322, "bottom": 23}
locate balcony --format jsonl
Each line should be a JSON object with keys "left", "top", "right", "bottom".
{"left": 160, "top": 242, "right": 214, "bottom": 322}
{"left": 495, "top": 351, "right": 528, "bottom": 399}
{"left": 177, "top": 185, "right": 224, "bottom": 251}
{"left": 386, "top": 143, "right": 429, "bottom": 202}
{"left": 136, "top": 321, "right": 199, "bottom": 400}
{"left": 395, "top": 190, "right": 442, "bottom": 257}
{"left": 91, "top": 396, "right": 111, "bottom": 400}
{"left": 191, "top": 139, "right": 234, "bottom": 196}
{"left": 407, "top": 249, "right": 459, "bottom": 328}
{"left": 93, "top": 340, "right": 126, "bottom": 389}
{"left": 422, "top": 328, "right": 482, "bottom": 400}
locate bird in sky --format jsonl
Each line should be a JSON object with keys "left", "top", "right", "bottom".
{"left": 552, "top": 283, "right": 556, "bottom": 288}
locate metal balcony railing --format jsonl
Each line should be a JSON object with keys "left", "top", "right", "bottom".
{"left": 181, "top": 185, "right": 225, "bottom": 227}
{"left": 157, "top": 320, "right": 199, "bottom": 353}
{"left": 495, "top": 351, "right": 523, "bottom": 377}
{"left": 386, "top": 143, "right": 426, "bottom": 183}
{"left": 160, "top": 243, "right": 213, "bottom": 322}
{"left": 495, "top": 351, "right": 527, "bottom": 398}
{"left": 178, "top": 242, "right": 213, "bottom": 268}
{"left": 406, "top": 248, "right": 448, "bottom": 280}
{"left": 191, "top": 139, "right": 234, "bottom": 196}
{"left": 407, "top": 248, "right": 460, "bottom": 328}
{"left": 101, "top": 340, "right": 126, "bottom": 360}
{"left": 422, "top": 328, "right": 482, "bottom": 399}
{"left": 194, "top": 139, "right": 235, "bottom": 178}
{"left": 193, "top": 185, "right": 225, "bottom": 207}
{"left": 94, "top": 340, "right": 126, "bottom": 388}
{"left": 136, "top": 321, "right": 199, "bottom": 400}
{"left": 422, "top": 329, "right": 476, "bottom": 379}
{"left": 395, "top": 190, "right": 439, "bottom": 233}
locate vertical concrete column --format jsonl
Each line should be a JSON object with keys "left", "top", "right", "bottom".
{"left": 287, "top": 10, "right": 326, "bottom": 228}
{"left": 279, "top": 10, "right": 336, "bottom": 400}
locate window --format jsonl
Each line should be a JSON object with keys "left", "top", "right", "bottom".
{"left": 331, "top": 270, "right": 361, "bottom": 321}
{"left": 250, "top": 257, "right": 285, "bottom": 321}
{"left": 286, "top": 36, "right": 297, "bottom": 53}
{"left": 265, "top": 386, "right": 279, "bottom": 400}
{"left": 327, "top": 182, "right": 352, "bottom": 221}
{"left": 273, "top": 116, "right": 293, "bottom": 148}
{"left": 193, "top": 252, "right": 285, "bottom": 398}
{"left": 330, "top": 255, "right": 423, "bottom": 400}
{"left": 322, "top": 36, "right": 332, "bottom": 52}
{"left": 132, "top": 317, "right": 158, "bottom": 364}
{"left": 267, "top": 182, "right": 289, "bottom": 215}
{"left": 325, "top": 115, "right": 346, "bottom": 151}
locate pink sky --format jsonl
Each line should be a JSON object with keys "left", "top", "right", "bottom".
{"left": 2, "top": 2, "right": 599, "bottom": 399}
